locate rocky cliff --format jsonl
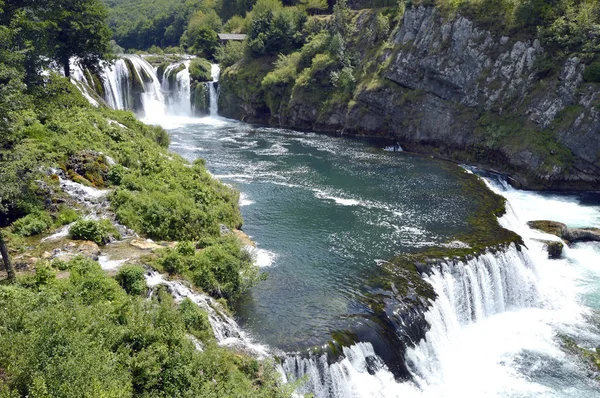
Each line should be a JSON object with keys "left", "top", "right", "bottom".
{"left": 219, "top": 6, "right": 600, "bottom": 190}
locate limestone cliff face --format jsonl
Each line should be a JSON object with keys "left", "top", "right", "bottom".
{"left": 219, "top": 6, "right": 600, "bottom": 190}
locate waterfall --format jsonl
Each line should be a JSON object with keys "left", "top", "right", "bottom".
{"left": 404, "top": 244, "right": 539, "bottom": 386}
{"left": 279, "top": 243, "right": 540, "bottom": 397}
{"left": 280, "top": 172, "right": 600, "bottom": 397}
{"left": 209, "top": 64, "right": 220, "bottom": 116}
{"left": 69, "top": 55, "right": 221, "bottom": 120}
{"left": 160, "top": 60, "right": 192, "bottom": 116}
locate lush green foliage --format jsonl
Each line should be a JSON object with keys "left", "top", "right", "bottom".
{"left": 583, "top": 61, "right": 600, "bottom": 82}
{"left": 247, "top": 0, "right": 307, "bottom": 56}
{"left": 70, "top": 219, "right": 121, "bottom": 245}
{"left": 102, "top": 0, "right": 204, "bottom": 50}
{"left": 115, "top": 264, "right": 148, "bottom": 295}
{"left": 153, "top": 236, "right": 263, "bottom": 299}
{"left": 215, "top": 41, "right": 246, "bottom": 68}
{"left": 11, "top": 211, "right": 53, "bottom": 237}
{"left": 0, "top": 257, "right": 289, "bottom": 397}
{"left": 189, "top": 57, "right": 213, "bottom": 82}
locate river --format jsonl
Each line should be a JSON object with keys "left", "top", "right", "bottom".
{"left": 156, "top": 115, "right": 600, "bottom": 398}
{"left": 77, "top": 56, "right": 600, "bottom": 397}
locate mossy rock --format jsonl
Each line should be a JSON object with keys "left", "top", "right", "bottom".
{"left": 157, "top": 62, "right": 169, "bottom": 84}
{"left": 189, "top": 58, "right": 212, "bottom": 83}
{"left": 66, "top": 150, "right": 110, "bottom": 187}
{"left": 191, "top": 82, "right": 209, "bottom": 116}
{"left": 544, "top": 240, "right": 563, "bottom": 258}
{"left": 526, "top": 220, "right": 567, "bottom": 238}
{"left": 164, "top": 63, "right": 185, "bottom": 88}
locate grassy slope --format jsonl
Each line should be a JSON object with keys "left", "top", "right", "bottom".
{"left": 0, "top": 75, "right": 289, "bottom": 397}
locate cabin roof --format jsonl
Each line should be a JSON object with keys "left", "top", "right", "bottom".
{"left": 218, "top": 34, "right": 247, "bottom": 41}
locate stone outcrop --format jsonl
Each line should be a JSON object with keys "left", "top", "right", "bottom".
{"left": 219, "top": 6, "right": 600, "bottom": 190}
{"left": 527, "top": 220, "right": 600, "bottom": 243}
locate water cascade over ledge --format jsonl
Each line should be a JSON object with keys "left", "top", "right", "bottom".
{"left": 70, "top": 55, "right": 220, "bottom": 119}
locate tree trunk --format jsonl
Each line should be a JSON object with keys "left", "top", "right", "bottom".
{"left": 0, "top": 232, "right": 15, "bottom": 283}
{"left": 64, "top": 59, "right": 71, "bottom": 78}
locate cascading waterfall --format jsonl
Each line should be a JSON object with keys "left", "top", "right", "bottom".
{"left": 279, "top": 174, "right": 600, "bottom": 397}
{"left": 405, "top": 244, "right": 539, "bottom": 387}
{"left": 69, "top": 55, "right": 220, "bottom": 119}
{"left": 209, "top": 63, "right": 220, "bottom": 116}
{"left": 160, "top": 60, "right": 192, "bottom": 116}
{"left": 279, "top": 243, "right": 542, "bottom": 398}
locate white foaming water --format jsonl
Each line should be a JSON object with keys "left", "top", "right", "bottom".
{"left": 239, "top": 192, "right": 255, "bottom": 206}
{"left": 246, "top": 246, "right": 277, "bottom": 268}
{"left": 98, "top": 256, "right": 130, "bottom": 271}
{"left": 161, "top": 60, "right": 192, "bottom": 116}
{"left": 145, "top": 271, "right": 269, "bottom": 357}
{"left": 313, "top": 189, "right": 362, "bottom": 207}
{"left": 281, "top": 176, "right": 600, "bottom": 397}
{"left": 209, "top": 64, "right": 220, "bottom": 116}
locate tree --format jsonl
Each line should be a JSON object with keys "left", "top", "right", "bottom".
{"left": 0, "top": 232, "right": 15, "bottom": 283}
{"left": 42, "top": 0, "right": 112, "bottom": 77}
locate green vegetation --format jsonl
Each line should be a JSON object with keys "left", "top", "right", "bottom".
{"left": 0, "top": 257, "right": 289, "bottom": 397}
{"left": 0, "top": 2, "right": 289, "bottom": 394}
{"left": 115, "top": 263, "right": 148, "bottom": 295}
{"left": 153, "top": 236, "right": 263, "bottom": 300}
{"left": 583, "top": 61, "right": 600, "bottom": 83}
{"left": 189, "top": 57, "right": 213, "bottom": 82}
{"left": 69, "top": 219, "right": 122, "bottom": 245}
{"left": 11, "top": 212, "right": 54, "bottom": 237}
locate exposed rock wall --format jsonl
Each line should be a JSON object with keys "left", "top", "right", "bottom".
{"left": 219, "top": 6, "right": 600, "bottom": 190}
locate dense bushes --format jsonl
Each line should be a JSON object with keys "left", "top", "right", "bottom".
{"left": 189, "top": 57, "right": 213, "bottom": 82}
{"left": 154, "top": 236, "right": 261, "bottom": 299}
{"left": 584, "top": 61, "right": 600, "bottom": 83}
{"left": 11, "top": 211, "right": 53, "bottom": 237}
{"left": 247, "top": 0, "right": 306, "bottom": 56}
{"left": 216, "top": 41, "right": 246, "bottom": 68}
{"left": 70, "top": 219, "right": 121, "bottom": 245}
{"left": 0, "top": 257, "right": 288, "bottom": 397}
{"left": 115, "top": 264, "right": 147, "bottom": 295}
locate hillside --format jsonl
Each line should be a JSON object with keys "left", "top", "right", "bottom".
{"left": 218, "top": 1, "right": 600, "bottom": 190}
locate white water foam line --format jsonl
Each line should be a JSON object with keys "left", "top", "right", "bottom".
{"left": 239, "top": 192, "right": 255, "bottom": 207}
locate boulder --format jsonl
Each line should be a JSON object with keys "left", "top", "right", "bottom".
{"left": 528, "top": 220, "right": 600, "bottom": 244}
{"left": 544, "top": 240, "right": 564, "bottom": 258}
{"left": 526, "top": 220, "right": 568, "bottom": 238}
{"left": 564, "top": 228, "right": 600, "bottom": 243}
{"left": 130, "top": 238, "right": 164, "bottom": 251}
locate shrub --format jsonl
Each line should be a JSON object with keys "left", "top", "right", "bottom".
{"left": 156, "top": 248, "right": 188, "bottom": 275}
{"left": 584, "top": 61, "right": 600, "bottom": 83}
{"left": 116, "top": 264, "right": 147, "bottom": 296}
{"left": 247, "top": 0, "right": 306, "bottom": 57}
{"left": 69, "top": 219, "right": 121, "bottom": 245}
{"left": 55, "top": 207, "right": 79, "bottom": 226}
{"left": 215, "top": 41, "right": 245, "bottom": 69}
{"left": 176, "top": 241, "right": 196, "bottom": 256}
{"left": 12, "top": 211, "right": 53, "bottom": 236}
{"left": 189, "top": 57, "right": 212, "bottom": 82}
{"left": 178, "top": 297, "right": 212, "bottom": 340}
{"left": 35, "top": 261, "right": 56, "bottom": 286}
